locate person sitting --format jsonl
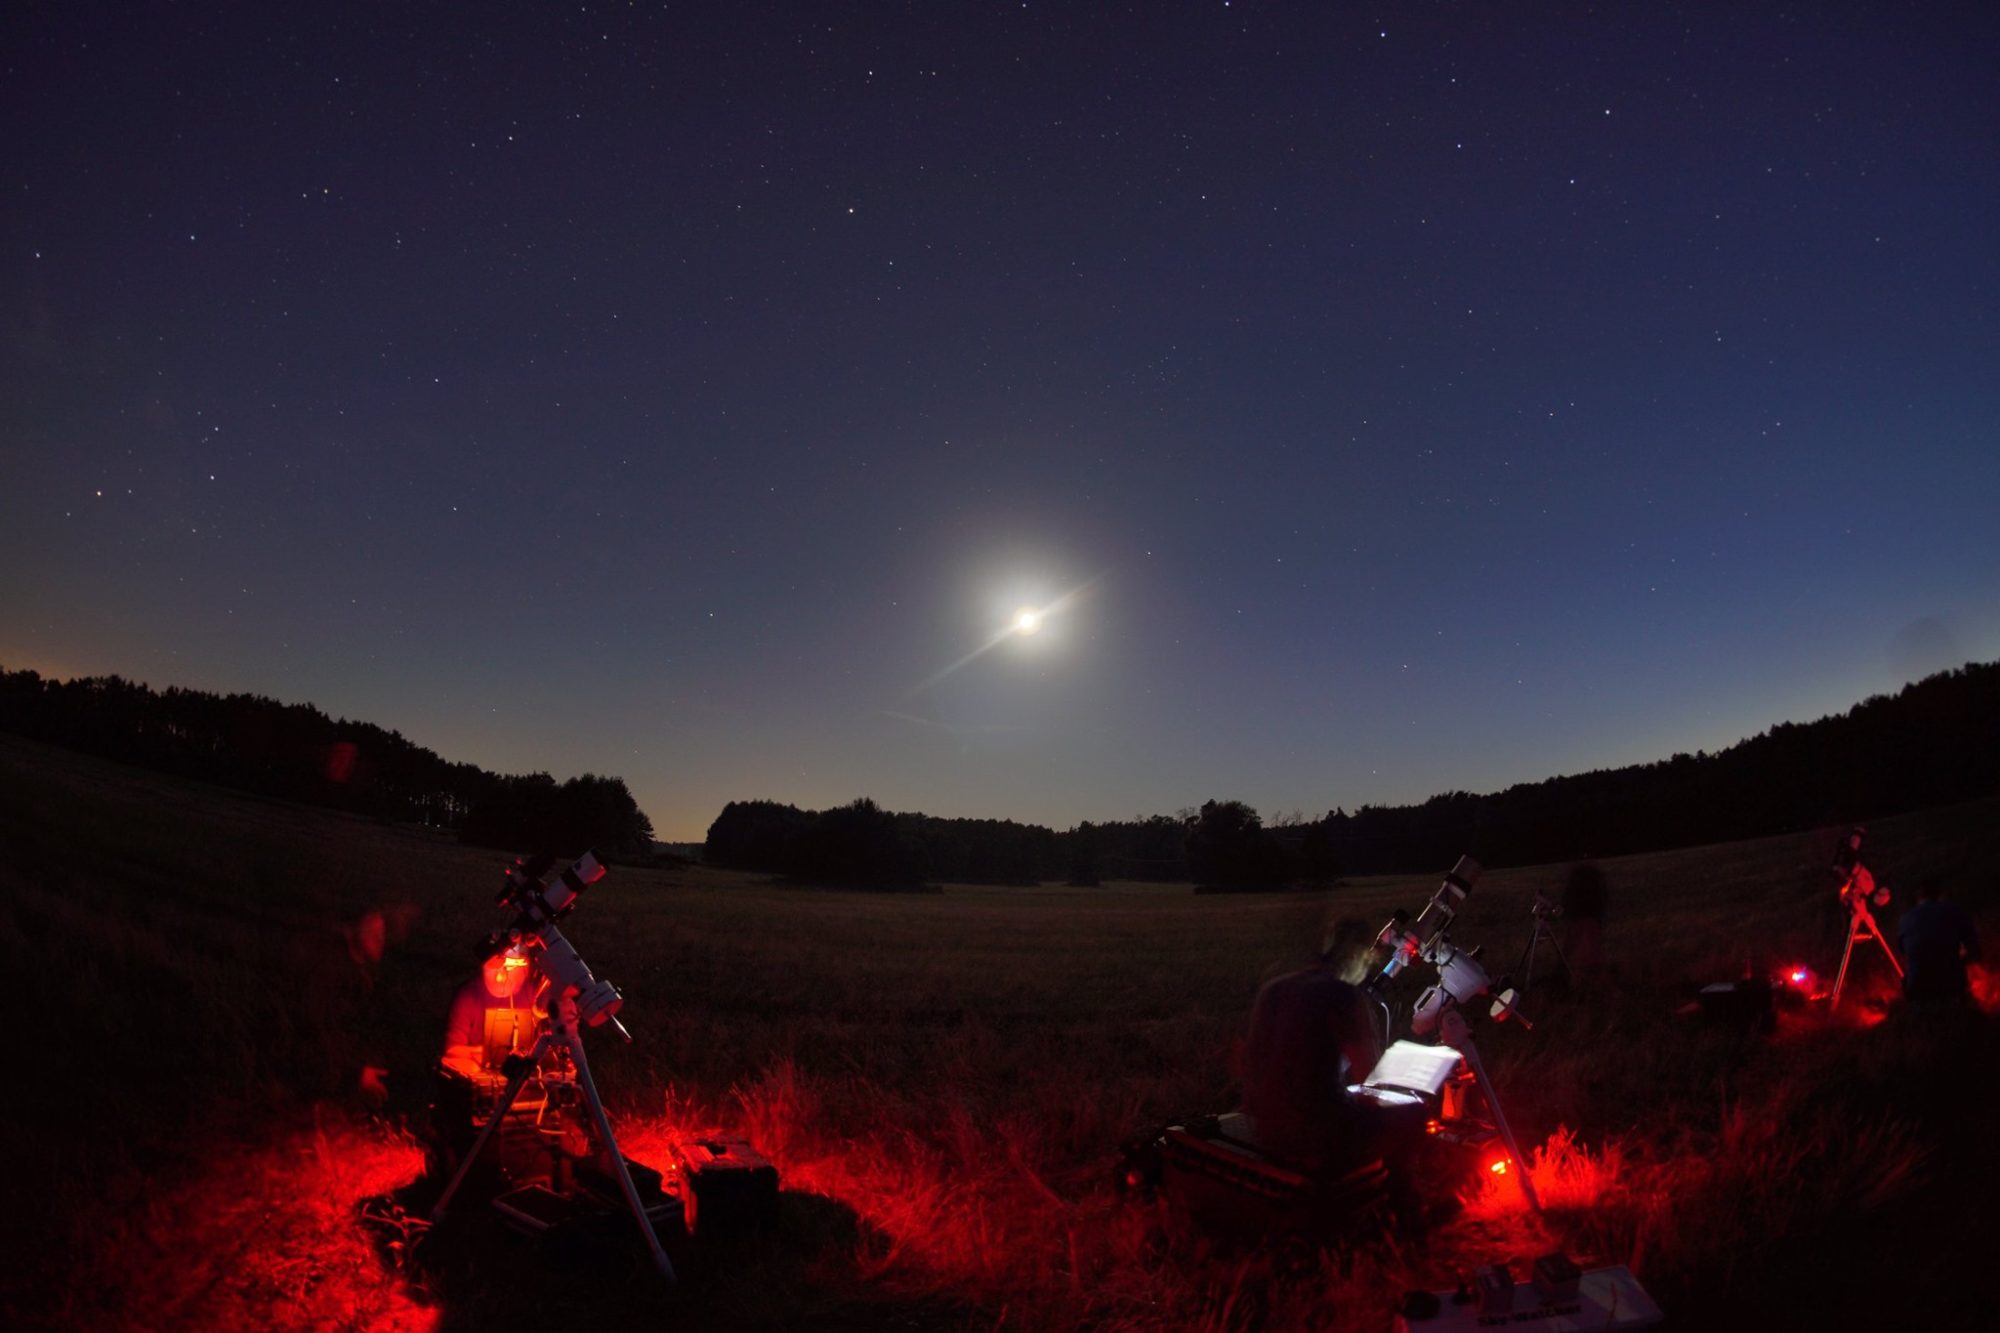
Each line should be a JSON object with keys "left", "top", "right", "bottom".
{"left": 442, "top": 946, "right": 542, "bottom": 1081}
{"left": 430, "top": 947, "right": 550, "bottom": 1186}
{"left": 1242, "top": 920, "right": 1424, "bottom": 1175}
{"left": 1898, "top": 879, "right": 1981, "bottom": 1006}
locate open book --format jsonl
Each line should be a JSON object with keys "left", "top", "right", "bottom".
{"left": 1361, "top": 1039, "right": 1461, "bottom": 1097}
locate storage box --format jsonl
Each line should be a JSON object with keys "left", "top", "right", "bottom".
{"left": 664, "top": 1135, "right": 780, "bottom": 1238}
{"left": 1153, "top": 1114, "right": 1388, "bottom": 1236}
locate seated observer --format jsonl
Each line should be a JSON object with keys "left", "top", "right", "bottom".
{"left": 1242, "top": 920, "right": 1424, "bottom": 1171}
{"left": 442, "top": 946, "right": 542, "bottom": 1079}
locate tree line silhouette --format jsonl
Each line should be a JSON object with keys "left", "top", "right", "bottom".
{"left": 0, "top": 667, "right": 655, "bottom": 859}
{"left": 6, "top": 660, "right": 1993, "bottom": 887}
{"left": 707, "top": 661, "right": 1999, "bottom": 887}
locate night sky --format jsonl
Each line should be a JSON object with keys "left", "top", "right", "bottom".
{"left": 5, "top": 4, "right": 1996, "bottom": 840}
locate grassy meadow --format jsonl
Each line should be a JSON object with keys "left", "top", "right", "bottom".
{"left": 4, "top": 731, "right": 1997, "bottom": 1331}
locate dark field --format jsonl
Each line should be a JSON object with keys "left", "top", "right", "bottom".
{"left": 5, "top": 732, "right": 1997, "bottom": 1331}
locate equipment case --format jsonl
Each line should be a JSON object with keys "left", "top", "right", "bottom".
{"left": 664, "top": 1135, "right": 780, "bottom": 1238}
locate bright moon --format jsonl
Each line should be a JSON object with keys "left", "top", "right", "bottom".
{"left": 1012, "top": 607, "right": 1043, "bottom": 635}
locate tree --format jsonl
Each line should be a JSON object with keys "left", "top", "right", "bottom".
{"left": 1066, "top": 820, "right": 1103, "bottom": 886}
{"left": 1185, "top": 799, "right": 1294, "bottom": 890}
{"left": 786, "top": 798, "right": 928, "bottom": 889}
{"left": 458, "top": 773, "right": 654, "bottom": 860}
{"left": 704, "top": 799, "right": 812, "bottom": 872}
{"left": 1297, "top": 820, "right": 1342, "bottom": 887}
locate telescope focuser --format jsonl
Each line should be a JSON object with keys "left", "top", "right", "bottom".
{"left": 1368, "top": 855, "right": 1483, "bottom": 991}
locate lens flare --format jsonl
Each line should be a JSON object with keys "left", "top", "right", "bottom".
{"left": 906, "top": 574, "right": 1102, "bottom": 695}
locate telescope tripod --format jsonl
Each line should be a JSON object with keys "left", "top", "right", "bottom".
{"left": 1829, "top": 900, "right": 1904, "bottom": 1010}
{"left": 431, "top": 996, "right": 677, "bottom": 1282}
{"left": 1434, "top": 1007, "right": 1542, "bottom": 1212}
{"left": 1514, "top": 913, "right": 1571, "bottom": 995}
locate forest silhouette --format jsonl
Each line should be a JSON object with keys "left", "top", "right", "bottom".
{"left": 712, "top": 661, "right": 1999, "bottom": 885}
{"left": 0, "top": 668, "right": 653, "bottom": 860}
{"left": 4, "top": 660, "right": 1994, "bottom": 883}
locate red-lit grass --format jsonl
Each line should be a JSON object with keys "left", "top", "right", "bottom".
{"left": 627, "top": 1064, "right": 1423, "bottom": 1331}
{"left": 1970, "top": 961, "right": 2000, "bottom": 1014}
{"left": 1459, "top": 1125, "right": 1627, "bottom": 1221}
{"left": 7, "top": 734, "right": 1998, "bottom": 1331}
{"left": 53, "top": 1115, "right": 435, "bottom": 1333}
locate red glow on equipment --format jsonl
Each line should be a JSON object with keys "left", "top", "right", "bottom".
{"left": 1488, "top": 1157, "right": 1510, "bottom": 1176}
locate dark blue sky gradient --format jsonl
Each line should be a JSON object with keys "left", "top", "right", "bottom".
{"left": 5, "top": 3, "right": 1996, "bottom": 838}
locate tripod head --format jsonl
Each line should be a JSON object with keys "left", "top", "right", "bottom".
{"left": 481, "top": 851, "right": 630, "bottom": 1038}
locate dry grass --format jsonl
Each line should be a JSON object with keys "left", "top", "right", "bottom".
{"left": 4, "top": 731, "right": 1996, "bottom": 1330}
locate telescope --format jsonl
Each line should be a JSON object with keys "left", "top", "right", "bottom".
{"left": 1513, "top": 889, "right": 1571, "bottom": 994}
{"left": 1827, "top": 831, "right": 1903, "bottom": 1008}
{"left": 432, "top": 851, "right": 677, "bottom": 1282}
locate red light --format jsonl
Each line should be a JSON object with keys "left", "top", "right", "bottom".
{"left": 324, "top": 740, "right": 359, "bottom": 783}
{"left": 1489, "top": 1158, "right": 1510, "bottom": 1176}
{"left": 1791, "top": 968, "right": 1807, "bottom": 983}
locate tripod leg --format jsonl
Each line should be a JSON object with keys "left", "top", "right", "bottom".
{"left": 1440, "top": 1016, "right": 1541, "bottom": 1212}
{"left": 1545, "top": 927, "right": 1573, "bottom": 983}
{"left": 1516, "top": 933, "right": 1539, "bottom": 993}
{"left": 1830, "top": 928, "right": 1860, "bottom": 1009}
{"left": 1867, "top": 917, "right": 1906, "bottom": 979}
{"left": 432, "top": 1033, "right": 550, "bottom": 1222}
{"left": 559, "top": 1021, "right": 678, "bottom": 1283}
